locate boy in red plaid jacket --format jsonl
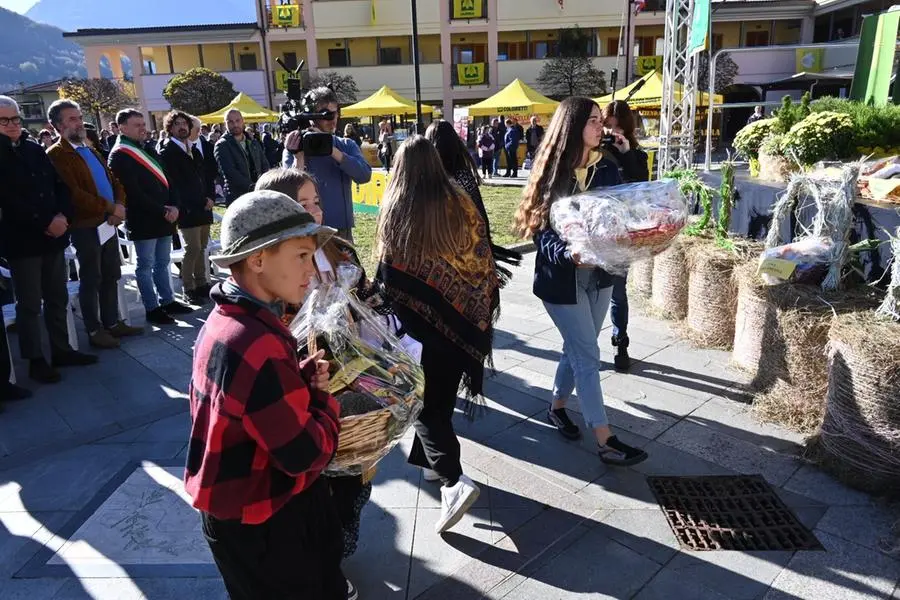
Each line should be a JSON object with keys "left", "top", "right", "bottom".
{"left": 184, "top": 190, "right": 352, "bottom": 599}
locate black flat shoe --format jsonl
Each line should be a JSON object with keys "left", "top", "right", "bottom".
{"left": 547, "top": 407, "right": 582, "bottom": 440}
{"left": 599, "top": 436, "right": 648, "bottom": 466}
{"left": 29, "top": 359, "right": 61, "bottom": 384}
{"left": 52, "top": 350, "right": 99, "bottom": 367}
{"left": 146, "top": 307, "right": 175, "bottom": 325}
{"left": 0, "top": 382, "right": 32, "bottom": 401}
{"left": 161, "top": 300, "right": 194, "bottom": 315}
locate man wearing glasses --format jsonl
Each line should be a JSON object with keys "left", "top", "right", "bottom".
{"left": 0, "top": 96, "right": 98, "bottom": 386}
{"left": 283, "top": 87, "right": 371, "bottom": 242}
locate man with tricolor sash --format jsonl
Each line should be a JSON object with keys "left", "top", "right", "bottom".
{"left": 109, "top": 109, "right": 194, "bottom": 326}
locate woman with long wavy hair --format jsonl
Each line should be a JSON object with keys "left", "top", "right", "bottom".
{"left": 513, "top": 97, "right": 648, "bottom": 466}
{"left": 376, "top": 136, "right": 499, "bottom": 534}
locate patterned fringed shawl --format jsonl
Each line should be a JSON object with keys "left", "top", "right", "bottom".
{"left": 377, "top": 195, "right": 500, "bottom": 413}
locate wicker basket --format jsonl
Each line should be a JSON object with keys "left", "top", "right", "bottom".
{"left": 308, "top": 325, "right": 420, "bottom": 477}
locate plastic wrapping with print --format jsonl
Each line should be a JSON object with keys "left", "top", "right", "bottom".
{"left": 550, "top": 179, "right": 688, "bottom": 275}
{"left": 290, "top": 263, "right": 425, "bottom": 476}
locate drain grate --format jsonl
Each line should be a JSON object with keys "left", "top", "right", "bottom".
{"left": 647, "top": 475, "right": 822, "bottom": 552}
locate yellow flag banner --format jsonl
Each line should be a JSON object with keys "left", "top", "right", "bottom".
{"left": 457, "top": 63, "right": 486, "bottom": 85}
{"left": 371, "top": 0, "right": 377, "bottom": 25}
{"left": 272, "top": 4, "right": 300, "bottom": 27}
{"left": 635, "top": 55, "right": 663, "bottom": 76}
{"left": 275, "top": 71, "right": 290, "bottom": 92}
{"left": 452, "top": 0, "right": 483, "bottom": 19}
{"left": 796, "top": 48, "right": 824, "bottom": 73}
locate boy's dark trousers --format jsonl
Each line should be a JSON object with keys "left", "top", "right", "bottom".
{"left": 200, "top": 477, "right": 346, "bottom": 600}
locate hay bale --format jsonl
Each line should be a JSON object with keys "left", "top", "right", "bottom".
{"left": 651, "top": 239, "right": 689, "bottom": 320}
{"left": 628, "top": 257, "right": 654, "bottom": 299}
{"left": 732, "top": 263, "right": 782, "bottom": 378}
{"left": 815, "top": 312, "right": 900, "bottom": 495}
{"left": 685, "top": 241, "right": 741, "bottom": 349}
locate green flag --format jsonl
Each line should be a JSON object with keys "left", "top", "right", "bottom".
{"left": 688, "top": 0, "right": 711, "bottom": 56}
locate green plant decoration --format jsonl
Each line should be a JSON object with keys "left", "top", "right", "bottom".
{"left": 665, "top": 169, "right": 715, "bottom": 237}
{"left": 782, "top": 111, "right": 855, "bottom": 165}
{"left": 733, "top": 118, "right": 780, "bottom": 161}
{"left": 716, "top": 159, "right": 736, "bottom": 250}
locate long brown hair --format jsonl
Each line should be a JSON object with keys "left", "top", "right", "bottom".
{"left": 602, "top": 100, "right": 639, "bottom": 149}
{"left": 254, "top": 167, "right": 348, "bottom": 273}
{"left": 424, "top": 119, "right": 481, "bottom": 184}
{"left": 513, "top": 96, "right": 599, "bottom": 239}
{"left": 376, "top": 135, "right": 468, "bottom": 260}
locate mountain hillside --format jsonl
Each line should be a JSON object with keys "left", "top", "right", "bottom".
{"left": 0, "top": 6, "right": 85, "bottom": 92}
{"left": 26, "top": 0, "right": 256, "bottom": 30}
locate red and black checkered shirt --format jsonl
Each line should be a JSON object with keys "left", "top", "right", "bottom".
{"left": 184, "top": 288, "right": 341, "bottom": 525}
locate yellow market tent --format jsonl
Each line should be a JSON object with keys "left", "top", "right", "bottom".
{"left": 594, "top": 70, "right": 723, "bottom": 109}
{"left": 467, "top": 79, "right": 559, "bottom": 117}
{"left": 341, "top": 85, "right": 434, "bottom": 118}
{"left": 198, "top": 93, "right": 280, "bottom": 124}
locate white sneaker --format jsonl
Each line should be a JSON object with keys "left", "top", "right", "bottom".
{"left": 422, "top": 468, "right": 441, "bottom": 482}
{"left": 435, "top": 474, "right": 480, "bottom": 534}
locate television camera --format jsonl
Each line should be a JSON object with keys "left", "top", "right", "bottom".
{"left": 276, "top": 58, "right": 334, "bottom": 157}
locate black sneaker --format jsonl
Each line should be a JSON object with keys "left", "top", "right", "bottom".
{"left": 547, "top": 407, "right": 582, "bottom": 440}
{"left": 146, "top": 307, "right": 175, "bottom": 325}
{"left": 52, "top": 350, "right": 99, "bottom": 367}
{"left": 29, "top": 358, "right": 61, "bottom": 384}
{"left": 161, "top": 300, "right": 194, "bottom": 315}
{"left": 185, "top": 290, "right": 209, "bottom": 306}
{"left": 611, "top": 335, "right": 631, "bottom": 371}
{"left": 598, "top": 436, "right": 648, "bottom": 466}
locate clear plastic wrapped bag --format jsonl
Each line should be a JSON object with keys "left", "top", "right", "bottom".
{"left": 550, "top": 179, "right": 688, "bottom": 275}
{"left": 290, "top": 263, "right": 425, "bottom": 476}
{"left": 757, "top": 237, "right": 835, "bottom": 286}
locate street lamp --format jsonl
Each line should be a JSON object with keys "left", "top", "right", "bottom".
{"left": 410, "top": 0, "right": 424, "bottom": 133}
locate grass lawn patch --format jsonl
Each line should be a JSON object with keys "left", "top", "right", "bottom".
{"left": 210, "top": 185, "right": 524, "bottom": 274}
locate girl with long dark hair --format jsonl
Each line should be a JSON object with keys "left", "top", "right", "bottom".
{"left": 600, "top": 100, "right": 650, "bottom": 370}
{"left": 376, "top": 136, "right": 499, "bottom": 534}
{"left": 424, "top": 119, "right": 522, "bottom": 282}
{"left": 514, "top": 97, "right": 648, "bottom": 466}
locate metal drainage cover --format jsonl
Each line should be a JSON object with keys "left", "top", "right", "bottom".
{"left": 647, "top": 475, "right": 823, "bottom": 552}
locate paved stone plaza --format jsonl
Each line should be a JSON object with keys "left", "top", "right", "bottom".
{"left": 0, "top": 253, "right": 898, "bottom": 600}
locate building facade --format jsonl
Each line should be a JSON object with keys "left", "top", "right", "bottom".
{"left": 63, "top": 0, "right": 892, "bottom": 124}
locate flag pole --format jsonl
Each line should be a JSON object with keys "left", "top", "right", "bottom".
{"left": 410, "top": 0, "right": 424, "bottom": 134}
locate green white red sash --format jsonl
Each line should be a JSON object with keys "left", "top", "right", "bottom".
{"left": 114, "top": 137, "right": 169, "bottom": 188}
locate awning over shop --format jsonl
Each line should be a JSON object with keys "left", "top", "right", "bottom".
{"left": 341, "top": 85, "right": 434, "bottom": 118}
{"left": 466, "top": 79, "right": 559, "bottom": 117}
{"left": 197, "top": 93, "right": 279, "bottom": 124}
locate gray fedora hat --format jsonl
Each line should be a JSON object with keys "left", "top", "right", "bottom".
{"left": 210, "top": 190, "right": 336, "bottom": 268}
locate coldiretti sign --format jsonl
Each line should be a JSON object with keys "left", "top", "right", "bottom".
{"left": 272, "top": 4, "right": 300, "bottom": 27}
{"left": 452, "top": 0, "right": 483, "bottom": 19}
{"left": 457, "top": 63, "right": 486, "bottom": 85}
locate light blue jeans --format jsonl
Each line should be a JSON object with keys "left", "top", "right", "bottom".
{"left": 543, "top": 269, "right": 613, "bottom": 429}
{"left": 134, "top": 237, "right": 174, "bottom": 311}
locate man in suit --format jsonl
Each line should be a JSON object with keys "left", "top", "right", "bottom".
{"left": 191, "top": 117, "right": 219, "bottom": 198}
{"left": 109, "top": 109, "right": 193, "bottom": 325}
{"left": 160, "top": 111, "right": 214, "bottom": 306}
{"left": 0, "top": 95, "right": 98, "bottom": 384}
{"left": 47, "top": 99, "right": 143, "bottom": 349}
{"left": 214, "top": 109, "right": 269, "bottom": 206}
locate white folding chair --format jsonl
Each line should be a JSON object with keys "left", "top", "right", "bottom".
{"left": 65, "top": 281, "right": 79, "bottom": 351}
{"left": 170, "top": 231, "right": 187, "bottom": 299}
{"left": 117, "top": 225, "right": 135, "bottom": 265}
{"left": 4, "top": 324, "right": 14, "bottom": 385}
{"left": 116, "top": 241, "right": 142, "bottom": 326}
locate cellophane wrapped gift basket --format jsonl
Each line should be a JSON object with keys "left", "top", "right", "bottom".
{"left": 290, "top": 264, "right": 425, "bottom": 477}
{"left": 550, "top": 179, "right": 689, "bottom": 275}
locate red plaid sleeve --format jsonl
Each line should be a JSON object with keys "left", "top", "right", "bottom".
{"left": 237, "top": 333, "right": 340, "bottom": 477}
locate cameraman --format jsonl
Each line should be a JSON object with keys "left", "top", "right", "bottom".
{"left": 283, "top": 87, "right": 371, "bottom": 242}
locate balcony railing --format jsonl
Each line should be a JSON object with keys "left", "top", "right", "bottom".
{"left": 451, "top": 63, "right": 489, "bottom": 86}
{"left": 266, "top": 1, "right": 304, "bottom": 29}
{"left": 449, "top": 0, "right": 488, "bottom": 21}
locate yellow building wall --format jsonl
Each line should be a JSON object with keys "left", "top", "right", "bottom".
{"left": 349, "top": 37, "right": 378, "bottom": 66}
{"left": 318, "top": 39, "right": 346, "bottom": 67}
{"left": 170, "top": 45, "right": 200, "bottom": 73}
{"left": 270, "top": 40, "right": 308, "bottom": 67}
{"left": 635, "top": 25, "right": 665, "bottom": 39}
{"left": 712, "top": 22, "right": 742, "bottom": 48}
{"left": 598, "top": 26, "right": 620, "bottom": 56}
{"left": 202, "top": 43, "right": 233, "bottom": 71}
{"left": 499, "top": 31, "right": 527, "bottom": 43}
{"left": 451, "top": 32, "right": 488, "bottom": 44}
{"left": 529, "top": 30, "right": 558, "bottom": 42}
{"left": 380, "top": 36, "right": 410, "bottom": 63}
{"left": 774, "top": 19, "right": 802, "bottom": 44}
{"left": 419, "top": 35, "right": 441, "bottom": 63}
{"left": 140, "top": 46, "right": 171, "bottom": 75}
{"left": 744, "top": 20, "right": 771, "bottom": 44}
{"left": 234, "top": 43, "right": 261, "bottom": 70}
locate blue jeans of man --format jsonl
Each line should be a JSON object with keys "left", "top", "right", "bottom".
{"left": 610, "top": 274, "right": 629, "bottom": 340}
{"left": 492, "top": 152, "right": 501, "bottom": 176}
{"left": 542, "top": 269, "right": 613, "bottom": 429}
{"left": 134, "top": 237, "right": 174, "bottom": 312}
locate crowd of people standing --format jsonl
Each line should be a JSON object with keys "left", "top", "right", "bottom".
{"left": 2, "top": 86, "right": 653, "bottom": 600}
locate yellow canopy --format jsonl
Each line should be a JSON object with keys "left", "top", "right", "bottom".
{"left": 197, "top": 93, "right": 279, "bottom": 124}
{"left": 467, "top": 79, "right": 559, "bottom": 117}
{"left": 341, "top": 85, "right": 434, "bottom": 118}
{"left": 595, "top": 70, "right": 723, "bottom": 109}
